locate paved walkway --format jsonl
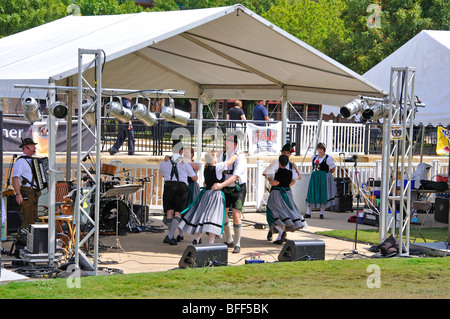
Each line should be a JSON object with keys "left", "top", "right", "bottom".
{"left": 89, "top": 210, "right": 377, "bottom": 274}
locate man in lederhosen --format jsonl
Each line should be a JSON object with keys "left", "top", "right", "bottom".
{"left": 160, "top": 140, "right": 198, "bottom": 245}
{"left": 212, "top": 134, "right": 247, "bottom": 253}
{"left": 11, "top": 138, "right": 42, "bottom": 230}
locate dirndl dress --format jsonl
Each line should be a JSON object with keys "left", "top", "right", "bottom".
{"left": 267, "top": 187, "right": 307, "bottom": 232}
{"left": 179, "top": 165, "right": 226, "bottom": 237}
{"left": 306, "top": 154, "right": 337, "bottom": 209}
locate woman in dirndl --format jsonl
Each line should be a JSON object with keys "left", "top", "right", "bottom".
{"left": 179, "top": 152, "right": 239, "bottom": 245}
{"left": 305, "top": 143, "right": 337, "bottom": 219}
{"left": 266, "top": 155, "right": 307, "bottom": 244}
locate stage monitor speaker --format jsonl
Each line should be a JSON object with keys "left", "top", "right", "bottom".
{"left": 179, "top": 244, "right": 228, "bottom": 268}
{"left": 278, "top": 240, "right": 325, "bottom": 262}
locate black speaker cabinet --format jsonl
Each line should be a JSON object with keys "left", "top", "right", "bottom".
{"left": 179, "top": 244, "right": 228, "bottom": 268}
{"left": 434, "top": 197, "right": 449, "bottom": 224}
{"left": 278, "top": 240, "right": 325, "bottom": 262}
{"left": 7, "top": 210, "right": 22, "bottom": 234}
{"left": 332, "top": 195, "right": 353, "bottom": 212}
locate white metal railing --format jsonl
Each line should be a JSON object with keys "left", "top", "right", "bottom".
{"left": 3, "top": 159, "right": 447, "bottom": 213}
{"left": 294, "top": 121, "right": 366, "bottom": 155}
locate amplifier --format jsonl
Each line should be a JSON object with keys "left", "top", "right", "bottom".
{"left": 278, "top": 240, "right": 325, "bottom": 262}
{"left": 179, "top": 244, "right": 228, "bottom": 268}
{"left": 27, "top": 224, "right": 51, "bottom": 254}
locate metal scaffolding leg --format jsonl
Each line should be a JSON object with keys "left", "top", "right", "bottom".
{"left": 74, "top": 49, "right": 103, "bottom": 275}
{"left": 379, "top": 66, "right": 416, "bottom": 257}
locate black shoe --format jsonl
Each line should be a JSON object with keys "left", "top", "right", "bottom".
{"left": 273, "top": 239, "right": 283, "bottom": 245}
{"left": 320, "top": 214, "right": 324, "bottom": 219}
{"left": 176, "top": 235, "right": 184, "bottom": 242}
{"left": 224, "top": 241, "right": 234, "bottom": 248}
{"left": 304, "top": 214, "right": 311, "bottom": 218}
{"left": 192, "top": 238, "right": 202, "bottom": 245}
{"left": 267, "top": 230, "right": 273, "bottom": 241}
{"left": 163, "top": 235, "right": 177, "bottom": 245}
{"left": 108, "top": 149, "right": 117, "bottom": 155}
{"left": 232, "top": 246, "right": 240, "bottom": 253}
{"left": 281, "top": 231, "right": 287, "bottom": 242}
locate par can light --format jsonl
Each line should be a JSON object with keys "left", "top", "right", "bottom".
{"left": 132, "top": 103, "right": 157, "bottom": 126}
{"left": 105, "top": 101, "right": 132, "bottom": 123}
{"left": 21, "top": 96, "right": 42, "bottom": 123}
{"left": 50, "top": 101, "right": 68, "bottom": 119}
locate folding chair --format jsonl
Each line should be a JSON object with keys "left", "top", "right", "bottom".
{"left": 412, "top": 201, "right": 433, "bottom": 243}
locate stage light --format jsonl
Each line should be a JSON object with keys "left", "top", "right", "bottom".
{"left": 340, "top": 99, "right": 367, "bottom": 119}
{"left": 361, "top": 103, "right": 390, "bottom": 121}
{"left": 132, "top": 103, "right": 157, "bottom": 126}
{"left": 21, "top": 96, "right": 42, "bottom": 123}
{"left": 49, "top": 101, "right": 68, "bottom": 119}
{"left": 199, "top": 92, "right": 212, "bottom": 105}
{"left": 160, "top": 97, "right": 191, "bottom": 126}
{"left": 105, "top": 101, "right": 132, "bottom": 123}
{"left": 82, "top": 98, "right": 96, "bottom": 126}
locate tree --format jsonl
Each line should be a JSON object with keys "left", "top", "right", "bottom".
{"left": 262, "top": 0, "right": 347, "bottom": 54}
{"left": 0, "top": 0, "right": 145, "bottom": 37}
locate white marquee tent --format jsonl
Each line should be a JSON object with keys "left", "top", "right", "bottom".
{"left": 0, "top": 5, "right": 385, "bottom": 107}
{"left": 363, "top": 30, "right": 450, "bottom": 126}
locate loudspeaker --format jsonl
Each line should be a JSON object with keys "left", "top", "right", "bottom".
{"left": 434, "top": 197, "right": 449, "bottom": 224}
{"left": 278, "top": 240, "right": 325, "bottom": 262}
{"left": 179, "top": 244, "right": 228, "bottom": 268}
{"left": 332, "top": 195, "right": 353, "bottom": 212}
{"left": 7, "top": 210, "right": 22, "bottom": 234}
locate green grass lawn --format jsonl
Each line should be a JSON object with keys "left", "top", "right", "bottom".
{"left": 1, "top": 257, "right": 448, "bottom": 299}
{"left": 317, "top": 227, "right": 448, "bottom": 245}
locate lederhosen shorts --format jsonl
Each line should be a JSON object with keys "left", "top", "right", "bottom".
{"left": 163, "top": 181, "right": 188, "bottom": 213}
{"left": 222, "top": 183, "right": 246, "bottom": 211}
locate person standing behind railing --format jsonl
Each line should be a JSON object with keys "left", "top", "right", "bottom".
{"left": 227, "top": 100, "right": 246, "bottom": 121}
{"left": 252, "top": 99, "right": 269, "bottom": 126}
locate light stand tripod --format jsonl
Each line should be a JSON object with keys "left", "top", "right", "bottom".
{"left": 342, "top": 155, "right": 367, "bottom": 259}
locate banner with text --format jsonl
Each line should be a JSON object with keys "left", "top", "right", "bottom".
{"left": 2, "top": 118, "right": 95, "bottom": 154}
{"left": 246, "top": 122, "right": 282, "bottom": 156}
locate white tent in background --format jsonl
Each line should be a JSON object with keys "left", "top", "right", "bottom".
{"left": 0, "top": 5, "right": 385, "bottom": 106}
{"left": 363, "top": 30, "right": 450, "bottom": 126}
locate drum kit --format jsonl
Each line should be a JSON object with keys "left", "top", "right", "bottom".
{"left": 82, "top": 163, "right": 162, "bottom": 236}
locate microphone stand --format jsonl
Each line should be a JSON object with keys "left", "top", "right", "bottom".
{"left": 343, "top": 155, "right": 366, "bottom": 259}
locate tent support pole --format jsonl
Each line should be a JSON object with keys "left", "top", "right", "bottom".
{"left": 281, "top": 88, "right": 288, "bottom": 145}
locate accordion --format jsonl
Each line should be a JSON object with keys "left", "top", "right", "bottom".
{"left": 32, "top": 157, "right": 49, "bottom": 190}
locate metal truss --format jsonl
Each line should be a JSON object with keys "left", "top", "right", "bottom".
{"left": 74, "top": 49, "right": 103, "bottom": 275}
{"left": 379, "top": 67, "right": 417, "bottom": 256}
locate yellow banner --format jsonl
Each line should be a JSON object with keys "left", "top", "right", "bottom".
{"left": 436, "top": 126, "right": 450, "bottom": 156}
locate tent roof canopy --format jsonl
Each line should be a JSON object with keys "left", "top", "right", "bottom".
{"left": 0, "top": 5, "right": 385, "bottom": 105}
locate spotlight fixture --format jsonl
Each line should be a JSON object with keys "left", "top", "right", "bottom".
{"left": 82, "top": 98, "right": 96, "bottom": 126}
{"left": 340, "top": 99, "right": 367, "bottom": 119}
{"left": 199, "top": 92, "right": 212, "bottom": 105}
{"left": 160, "top": 97, "right": 190, "bottom": 126}
{"left": 105, "top": 101, "right": 132, "bottom": 123}
{"left": 132, "top": 103, "right": 157, "bottom": 127}
{"left": 21, "top": 96, "right": 42, "bottom": 123}
{"left": 361, "top": 103, "right": 390, "bottom": 121}
{"left": 49, "top": 101, "right": 68, "bottom": 119}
